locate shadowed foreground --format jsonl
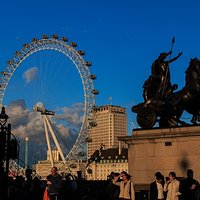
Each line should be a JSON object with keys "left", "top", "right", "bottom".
{"left": 7, "top": 179, "right": 148, "bottom": 200}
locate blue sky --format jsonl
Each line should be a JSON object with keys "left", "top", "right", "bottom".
{"left": 0, "top": 0, "right": 200, "bottom": 165}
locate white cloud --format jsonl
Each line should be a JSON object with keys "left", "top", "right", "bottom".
{"left": 5, "top": 100, "right": 84, "bottom": 165}
{"left": 55, "top": 103, "right": 84, "bottom": 127}
{"left": 23, "top": 67, "right": 39, "bottom": 83}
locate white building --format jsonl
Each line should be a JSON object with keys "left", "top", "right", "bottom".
{"left": 86, "top": 147, "right": 128, "bottom": 180}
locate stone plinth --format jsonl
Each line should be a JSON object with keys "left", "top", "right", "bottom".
{"left": 119, "top": 125, "right": 200, "bottom": 185}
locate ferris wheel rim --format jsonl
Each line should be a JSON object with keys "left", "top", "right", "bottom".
{"left": 0, "top": 35, "right": 98, "bottom": 161}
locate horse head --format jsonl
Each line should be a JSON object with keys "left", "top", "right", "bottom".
{"left": 190, "top": 57, "right": 200, "bottom": 66}
{"left": 185, "top": 57, "right": 200, "bottom": 85}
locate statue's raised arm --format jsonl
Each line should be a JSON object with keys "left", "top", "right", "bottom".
{"left": 168, "top": 51, "right": 183, "bottom": 63}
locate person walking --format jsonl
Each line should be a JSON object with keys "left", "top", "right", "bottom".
{"left": 150, "top": 171, "right": 166, "bottom": 200}
{"left": 164, "top": 171, "right": 181, "bottom": 200}
{"left": 113, "top": 171, "right": 135, "bottom": 200}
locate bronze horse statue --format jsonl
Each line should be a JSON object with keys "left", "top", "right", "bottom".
{"left": 132, "top": 57, "right": 200, "bottom": 129}
{"left": 174, "top": 57, "right": 200, "bottom": 124}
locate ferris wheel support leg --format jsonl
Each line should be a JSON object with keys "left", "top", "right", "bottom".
{"left": 44, "top": 115, "right": 66, "bottom": 163}
{"left": 43, "top": 116, "right": 54, "bottom": 167}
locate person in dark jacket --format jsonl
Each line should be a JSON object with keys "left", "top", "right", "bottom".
{"left": 179, "top": 169, "right": 200, "bottom": 200}
{"left": 150, "top": 172, "right": 166, "bottom": 200}
{"left": 107, "top": 172, "right": 120, "bottom": 200}
{"left": 46, "top": 166, "right": 62, "bottom": 200}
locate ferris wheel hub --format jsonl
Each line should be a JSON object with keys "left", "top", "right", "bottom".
{"left": 33, "top": 105, "right": 55, "bottom": 115}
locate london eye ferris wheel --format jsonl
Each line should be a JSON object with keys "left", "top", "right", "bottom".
{"left": 0, "top": 34, "right": 99, "bottom": 166}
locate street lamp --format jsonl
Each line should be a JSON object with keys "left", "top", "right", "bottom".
{"left": 0, "top": 106, "right": 9, "bottom": 199}
{"left": 0, "top": 106, "right": 9, "bottom": 161}
{"left": 0, "top": 106, "right": 18, "bottom": 199}
{"left": 0, "top": 106, "right": 9, "bottom": 127}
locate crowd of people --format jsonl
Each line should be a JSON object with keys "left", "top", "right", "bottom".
{"left": 7, "top": 166, "right": 75, "bottom": 200}
{"left": 7, "top": 166, "right": 106, "bottom": 200}
{"left": 107, "top": 169, "right": 200, "bottom": 200}
{"left": 150, "top": 169, "right": 200, "bottom": 200}
{"left": 6, "top": 166, "right": 200, "bottom": 200}
{"left": 7, "top": 168, "right": 44, "bottom": 200}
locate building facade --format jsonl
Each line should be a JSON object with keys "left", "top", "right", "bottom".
{"left": 35, "top": 149, "right": 86, "bottom": 179}
{"left": 86, "top": 147, "right": 128, "bottom": 180}
{"left": 88, "top": 105, "right": 128, "bottom": 158}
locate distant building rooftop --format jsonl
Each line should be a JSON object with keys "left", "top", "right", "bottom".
{"left": 89, "top": 147, "right": 128, "bottom": 163}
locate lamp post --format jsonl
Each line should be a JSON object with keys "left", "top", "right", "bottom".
{"left": 0, "top": 106, "right": 19, "bottom": 199}
{"left": 0, "top": 106, "right": 9, "bottom": 126}
{"left": 25, "top": 136, "right": 29, "bottom": 168}
{"left": 0, "top": 106, "right": 11, "bottom": 172}
{"left": 0, "top": 106, "right": 9, "bottom": 200}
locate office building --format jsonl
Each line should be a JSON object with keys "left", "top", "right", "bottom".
{"left": 88, "top": 105, "right": 127, "bottom": 158}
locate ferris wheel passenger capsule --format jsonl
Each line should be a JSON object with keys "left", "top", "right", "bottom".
{"left": 61, "top": 37, "right": 68, "bottom": 42}
{"left": 92, "top": 89, "right": 99, "bottom": 95}
{"left": 7, "top": 60, "right": 14, "bottom": 66}
{"left": 92, "top": 105, "right": 99, "bottom": 112}
{"left": 85, "top": 61, "right": 92, "bottom": 67}
{"left": 1, "top": 72, "right": 9, "bottom": 76}
{"left": 23, "top": 44, "right": 30, "bottom": 48}
{"left": 89, "top": 74, "right": 96, "bottom": 80}
{"left": 77, "top": 50, "right": 85, "bottom": 56}
{"left": 85, "top": 137, "right": 92, "bottom": 143}
{"left": 32, "top": 38, "right": 38, "bottom": 42}
{"left": 42, "top": 34, "right": 49, "bottom": 39}
{"left": 70, "top": 42, "right": 77, "bottom": 47}
{"left": 78, "top": 151, "right": 85, "bottom": 156}
{"left": 89, "top": 121, "right": 97, "bottom": 127}
{"left": 51, "top": 34, "right": 58, "bottom": 39}
{"left": 15, "top": 51, "right": 21, "bottom": 57}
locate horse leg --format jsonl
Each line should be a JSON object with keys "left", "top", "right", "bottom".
{"left": 191, "top": 114, "right": 198, "bottom": 124}
{"left": 191, "top": 111, "right": 200, "bottom": 124}
{"left": 197, "top": 111, "right": 200, "bottom": 122}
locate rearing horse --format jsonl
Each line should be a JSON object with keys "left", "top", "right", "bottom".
{"left": 174, "top": 57, "right": 200, "bottom": 124}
